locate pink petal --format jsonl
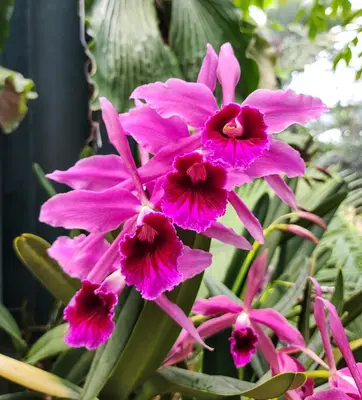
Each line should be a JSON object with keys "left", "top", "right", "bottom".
{"left": 280, "top": 224, "right": 319, "bottom": 244}
{"left": 198, "top": 312, "right": 238, "bottom": 338}
{"left": 193, "top": 295, "right": 243, "bottom": 316}
{"left": 39, "top": 185, "right": 140, "bottom": 232}
{"left": 306, "top": 389, "right": 352, "bottom": 400}
{"left": 100, "top": 270, "right": 126, "bottom": 294}
{"left": 253, "top": 323, "right": 280, "bottom": 374}
{"left": 46, "top": 155, "right": 129, "bottom": 191}
{"left": 64, "top": 281, "right": 117, "bottom": 350}
{"left": 228, "top": 191, "right": 264, "bottom": 243}
{"left": 155, "top": 294, "right": 212, "bottom": 351}
{"left": 131, "top": 78, "right": 218, "bottom": 128}
{"left": 177, "top": 246, "right": 212, "bottom": 280}
{"left": 249, "top": 308, "right": 305, "bottom": 347}
{"left": 318, "top": 297, "right": 362, "bottom": 397}
{"left": 161, "top": 152, "right": 228, "bottom": 232}
{"left": 230, "top": 324, "right": 258, "bottom": 368}
{"left": 100, "top": 97, "right": 145, "bottom": 201}
{"left": 119, "top": 212, "right": 183, "bottom": 300}
{"left": 203, "top": 104, "right": 269, "bottom": 169}
{"left": 48, "top": 234, "right": 110, "bottom": 281}
{"left": 120, "top": 133, "right": 202, "bottom": 191}
{"left": 245, "top": 139, "right": 305, "bottom": 179}
{"left": 120, "top": 104, "right": 189, "bottom": 154}
{"left": 244, "top": 250, "right": 268, "bottom": 309}
{"left": 197, "top": 43, "right": 218, "bottom": 92}
{"left": 217, "top": 43, "right": 241, "bottom": 105}
{"left": 202, "top": 221, "right": 252, "bottom": 250}
{"left": 265, "top": 175, "right": 297, "bottom": 209}
{"left": 225, "top": 168, "right": 252, "bottom": 190}
{"left": 333, "top": 364, "right": 362, "bottom": 398}
{"left": 310, "top": 279, "right": 336, "bottom": 372}
{"left": 296, "top": 212, "right": 327, "bottom": 229}
{"left": 243, "top": 89, "right": 328, "bottom": 134}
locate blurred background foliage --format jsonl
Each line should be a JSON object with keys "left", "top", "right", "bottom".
{"left": 1, "top": 0, "right": 362, "bottom": 398}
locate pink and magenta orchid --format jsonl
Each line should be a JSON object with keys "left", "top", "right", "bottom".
{"left": 305, "top": 278, "right": 362, "bottom": 399}
{"left": 175, "top": 251, "right": 305, "bottom": 368}
{"left": 131, "top": 42, "right": 327, "bottom": 211}
{"left": 48, "top": 231, "right": 212, "bottom": 351}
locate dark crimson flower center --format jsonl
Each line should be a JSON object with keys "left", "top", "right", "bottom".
{"left": 232, "top": 326, "right": 258, "bottom": 353}
{"left": 137, "top": 223, "right": 159, "bottom": 243}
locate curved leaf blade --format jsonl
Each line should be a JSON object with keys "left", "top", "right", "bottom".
{"left": 0, "top": 353, "right": 82, "bottom": 399}
{"left": 25, "top": 324, "right": 69, "bottom": 365}
{"left": 13, "top": 234, "right": 80, "bottom": 304}
{"left": 0, "top": 302, "right": 26, "bottom": 350}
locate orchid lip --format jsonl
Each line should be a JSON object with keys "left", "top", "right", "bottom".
{"left": 222, "top": 118, "right": 243, "bottom": 138}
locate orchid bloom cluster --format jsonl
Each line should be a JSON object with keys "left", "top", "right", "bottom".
{"left": 39, "top": 43, "right": 327, "bottom": 355}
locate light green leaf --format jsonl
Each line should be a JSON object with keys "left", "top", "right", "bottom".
{"left": 25, "top": 324, "right": 69, "bottom": 365}
{"left": 87, "top": 0, "right": 182, "bottom": 111}
{"left": 0, "top": 302, "right": 26, "bottom": 350}
{"left": 0, "top": 67, "right": 37, "bottom": 134}
{"left": 14, "top": 234, "right": 80, "bottom": 304}
{"left": 0, "top": 353, "right": 84, "bottom": 399}
{"left": 0, "top": 393, "right": 44, "bottom": 399}
{"left": 138, "top": 367, "right": 306, "bottom": 399}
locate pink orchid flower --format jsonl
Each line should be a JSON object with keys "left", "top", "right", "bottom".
{"left": 131, "top": 43, "right": 327, "bottom": 212}
{"left": 179, "top": 251, "right": 305, "bottom": 368}
{"left": 41, "top": 97, "right": 252, "bottom": 300}
{"left": 306, "top": 278, "right": 362, "bottom": 399}
{"left": 48, "top": 232, "right": 212, "bottom": 351}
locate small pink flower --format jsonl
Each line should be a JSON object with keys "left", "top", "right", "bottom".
{"left": 203, "top": 104, "right": 269, "bottom": 168}
{"left": 162, "top": 152, "right": 228, "bottom": 232}
{"left": 119, "top": 211, "right": 183, "bottom": 300}
{"left": 229, "top": 324, "right": 258, "bottom": 368}
{"left": 64, "top": 280, "right": 118, "bottom": 350}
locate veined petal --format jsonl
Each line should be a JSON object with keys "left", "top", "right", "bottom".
{"left": 265, "top": 175, "right": 297, "bottom": 209}
{"left": 64, "top": 281, "right": 117, "bottom": 350}
{"left": 155, "top": 294, "right": 212, "bottom": 350}
{"left": 217, "top": 43, "right": 241, "bottom": 105}
{"left": 305, "top": 389, "right": 351, "bottom": 400}
{"left": 225, "top": 168, "right": 252, "bottom": 190}
{"left": 202, "top": 221, "right": 252, "bottom": 250}
{"left": 228, "top": 191, "right": 264, "bottom": 243}
{"left": 119, "top": 212, "right": 183, "bottom": 300}
{"left": 48, "top": 234, "right": 110, "bottom": 281}
{"left": 243, "top": 89, "right": 328, "bottom": 134}
{"left": 197, "top": 43, "right": 218, "bottom": 92}
{"left": 100, "top": 97, "right": 146, "bottom": 201}
{"left": 120, "top": 104, "right": 189, "bottom": 154}
{"left": 249, "top": 308, "right": 305, "bottom": 347}
{"left": 318, "top": 297, "right": 362, "bottom": 397}
{"left": 244, "top": 250, "right": 268, "bottom": 309}
{"left": 198, "top": 313, "right": 238, "bottom": 338}
{"left": 46, "top": 155, "right": 129, "bottom": 191}
{"left": 39, "top": 185, "right": 140, "bottom": 232}
{"left": 178, "top": 246, "right": 212, "bottom": 280}
{"left": 131, "top": 78, "right": 218, "bottom": 128}
{"left": 245, "top": 139, "right": 305, "bottom": 179}
{"left": 230, "top": 324, "right": 258, "bottom": 368}
{"left": 193, "top": 295, "right": 243, "bottom": 316}
{"left": 161, "top": 152, "right": 228, "bottom": 232}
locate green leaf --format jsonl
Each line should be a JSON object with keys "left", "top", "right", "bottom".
{"left": 14, "top": 234, "right": 80, "bottom": 304}
{"left": 80, "top": 288, "right": 144, "bottom": 400}
{"left": 0, "top": 66, "right": 37, "bottom": 134}
{"left": 342, "top": 287, "right": 362, "bottom": 326}
{"left": 138, "top": 367, "right": 306, "bottom": 399}
{"left": 65, "top": 350, "right": 95, "bottom": 385}
{"left": 204, "top": 274, "right": 241, "bottom": 303}
{"left": 331, "top": 269, "right": 344, "bottom": 314}
{"left": 25, "top": 324, "right": 69, "bottom": 365}
{"left": 169, "top": 0, "right": 259, "bottom": 98}
{"left": 87, "top": 0, "right": 182, "bottom": 111}
{"left": 0, "top": 353, "right": 84, "bottom": 399}
{"left": 0, "top": 302, "right": 26, "bottom": 350}
{"left": 0, "top": 0, "right": 14, "bottom": 51}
